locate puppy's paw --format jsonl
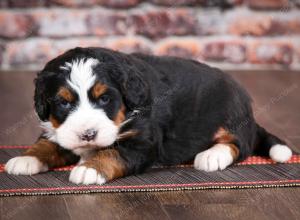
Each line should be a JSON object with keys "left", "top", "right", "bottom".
{"left": 5, "top": 156, "right": 48, "bottom": 175}
{"left": 69, "top": 166, "right": 106, "bottom": 185}
{"left": 194, "top": 144, "right": 234, "bottom": 172}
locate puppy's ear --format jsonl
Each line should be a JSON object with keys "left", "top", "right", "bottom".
{"left": 111, "top": 62, "right": 150, "bottom": 111}
{"left": 34, "top": 71, "right": 54, "bottom": 121}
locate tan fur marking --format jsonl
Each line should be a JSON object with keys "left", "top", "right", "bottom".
{"left": 114, "top": 105, "right": 126, "bottom": 126}
{"left": 92, "top": 82, "right": 107, "bottom": 99}
{"left": 23, "top": 139, "right": 67, "bottom": 168}
{"left": 83, "top": 149, "right": 127, "bottom": 181}
{"left": 214, "top": 127, "right": 239, "bottom": 160}
{"left": 49, "top": 115, "right": 60, "bottom": 128}
{"left": 58, "top": 87, "right": 74, "bottom": 102}
{"left": 227, "top": 143, "right": 240, "bottom": 161}
{"left": 214, "top": 127, "right": 235, "bottom": 144}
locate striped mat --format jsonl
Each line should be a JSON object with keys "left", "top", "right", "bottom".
{"left": 0, "top": 146, "right": 299, "bottom": 196}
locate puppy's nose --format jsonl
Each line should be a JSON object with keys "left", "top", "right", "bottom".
{"left": 80, "top": 129, "right": 97, "bottom": 142}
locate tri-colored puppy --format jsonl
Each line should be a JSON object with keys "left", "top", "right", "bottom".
{"left": 5, "top": 47, "right": 292, "bottom": 185}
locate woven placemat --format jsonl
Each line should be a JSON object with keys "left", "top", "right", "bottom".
{"left": 0, "top": 146, "right": 299, "bottom": 197}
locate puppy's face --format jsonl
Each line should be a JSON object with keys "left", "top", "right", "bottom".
{"left": 37, "top": 58, "right": 126, "bottom": 150}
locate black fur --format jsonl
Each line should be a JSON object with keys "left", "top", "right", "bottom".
{"left": 35, "top": 47, "right": 287, "bottom": 175}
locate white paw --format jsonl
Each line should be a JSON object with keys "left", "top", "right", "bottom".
{"left": 194, "top": 144, "right": 234, "bottom": 172}
{"left": 5, "top": 156, "right": 48, "bottom": 175}
{"left": 269, "top": 144, "right": 292, "bottom": 163}
{"left": 69, "top": 166, "right": 106, "bottom": 185}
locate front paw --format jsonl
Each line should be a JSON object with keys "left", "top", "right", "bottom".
{"left": 5, "top": 156, "right": 48, "bottom": 175}
{"left": 194, "top": 144, "right": 234, "bottom": 172}
{"left": 69, "top": 166, "right": 106, "bottom": 185}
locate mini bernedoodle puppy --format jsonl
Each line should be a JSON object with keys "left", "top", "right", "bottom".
{"left": 5, "top": 47, "right": 292, "bottom": 185}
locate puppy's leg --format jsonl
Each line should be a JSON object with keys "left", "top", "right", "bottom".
{"left": 5, "top": 138, "right": 78, "bottom": 175}
{"left": 69, "top": 148, "right": 127, "bottom": 185}
{"left": 194, "top": 127, "right": 239, "bottom": 172}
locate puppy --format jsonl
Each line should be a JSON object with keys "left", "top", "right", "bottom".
{"left": 5, "top": 47, "right": 292, "bottom": 185}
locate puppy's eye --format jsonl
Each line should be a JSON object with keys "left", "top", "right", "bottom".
{"left": 60, "top": 100, "right": 71, "bottom": 109}
{"left": 99, "top": 95, "right": 110, "bottom": 106}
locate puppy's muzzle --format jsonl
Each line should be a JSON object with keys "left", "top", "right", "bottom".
{"left": 80, "top": 129, "right": 98, "bottom": 142}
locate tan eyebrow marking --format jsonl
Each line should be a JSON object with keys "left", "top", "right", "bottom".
{"left": 92, "top": 82, "right": 108, "bottom": 99}
{"left": 58, "top": 87, "right": 74, "bottom": 102}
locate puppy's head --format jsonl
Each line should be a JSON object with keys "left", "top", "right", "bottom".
{"left": 34, "top": 47, "right": 149, "bottom": 150}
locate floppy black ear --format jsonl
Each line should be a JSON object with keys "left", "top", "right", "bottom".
{"left": 34, "top": 71, "right": 53, "bottom": 121}
{"left": 111, "top": 61, "right": 150, "bottom": 111}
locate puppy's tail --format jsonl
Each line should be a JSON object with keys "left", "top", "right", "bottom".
{"left": 254, "top": 123, "right": 292, "bottom": 163}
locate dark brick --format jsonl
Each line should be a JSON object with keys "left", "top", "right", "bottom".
{"left": 49, "top": 0, "right": 140, "bottom": 8}
{"left": 48, "top": 0, "right": 99, "bottom": 7}
{"left": 8, "top": 0, "right": 47, "bottom": 7}
{"left": 149, "top": 0, "right": 201, "bottom": 6}
{"left": 129, "top": 9, "right": 197, "bottom": 38}
{"left": 97, "top": 0, "right": 141, "bottom": 8}
{"left": 202, "top": 41, "right": 246, "bottom": 63}
{"left": 0, "top": 12, "right": 37, "bottom": 39}
{"left": 0, "top": 0, "right": 9, "bottom": 7}
{"left": 246, "top": 0, "right": 291, "bottom": 10}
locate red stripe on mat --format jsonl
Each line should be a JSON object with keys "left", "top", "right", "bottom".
{"left": 1, "top": 155, "right": 300, "bottom": 172}
{"left": 1, "top": 179, "right": 300, "bottom": 194}
{"left": 0, "top": 145, "right": 299, "bottom": 172}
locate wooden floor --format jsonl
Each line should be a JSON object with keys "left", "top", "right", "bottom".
{"left": 0, "top": 71, "right": 299, "bottom": 220}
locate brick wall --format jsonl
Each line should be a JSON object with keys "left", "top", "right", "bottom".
{"left": 0, "top": 0, "right": 300, "bottom": 71}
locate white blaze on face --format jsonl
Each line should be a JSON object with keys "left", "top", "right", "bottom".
{"left": 42, "top": 58, "right": 119, "bottom": 150}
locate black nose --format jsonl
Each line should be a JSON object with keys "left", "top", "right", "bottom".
{"left": 80, "top": 129, "right": 97, "bottom": 142}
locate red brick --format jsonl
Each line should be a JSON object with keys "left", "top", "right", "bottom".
{"left": 33, "top": 10, "right": 89, "bottom": 37}
{"left": 155, "top": 38, "right": 201, "bottom": 59}
{"left": 106, "top": 37, "right": 152, "bottom": 54}
{"left": 229, "top": 14, "right": 300, "bottom": 36}
{"left": 0, "top": 12, "right": 37, "bottom": 39}
{"left": 129, "top": 9, "right": 197, "bottom": 38}
{"left": 229, "top": 16, "right": 279, "bottom": 36}
{"left": 246, "top": 0, "right": 290, "bottom": 10}
{"left": 202, "top": 41, "right": 246, "bottom": 63}
{"left": 248, "top": 41, "right": 293, "bottom": 65}
{"left": 86, "top": 10, "right": 128, "bottom": 36}
{"left": 284, "top": 19, "right": 300, "bottom": 34}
